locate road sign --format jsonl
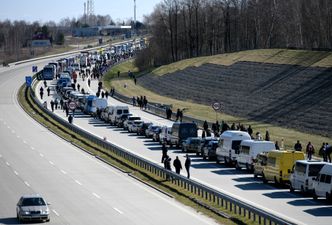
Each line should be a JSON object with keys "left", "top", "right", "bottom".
{"left": 68, "top": 101, "right": 77, "bottom": 110}
{"left": 25, "top": 76, "right": 32, "bottom": 87}
{"left": 212, "top": 102, "right": 222, "bottom": 111}
{"left": 32, "top": 66, "right": 38, "bottom": 73}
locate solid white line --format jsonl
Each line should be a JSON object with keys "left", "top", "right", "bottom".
{"left": 40, "top": 153, "right": 44, "bottom": 157}
{"left": 61, "top": 170, "right": 67, "bottom": 174}
{"left": 49, "top": 161, "right": 54, "bottom": 165}
{"left": 6, "top": 162, "right": 10, "bottom": 166}
{"left": 24, "top": 181, "right": 30, "bottom": 187}
{"left": 14, "top": 171, "right": 19, "bottom": 176}
{"left": 75, "top": 180, "right": 82, "bottom": 185}
{"left": 92, "top": 193, "right": 101, "bottom": 199}
{"left": 52, "top": 210, "right": 60, "bottom": 216}
{"left": 113, "top": 207, "right": 124, "bottom": 214}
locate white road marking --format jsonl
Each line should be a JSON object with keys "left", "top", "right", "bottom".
{"left": 49, "top": 161, "right": 54, "bottom": 165}
{"left": 52, "top": 210, "right": 60, "bottom": 216}
{"left": 23, "top": 140, "right": 27, "bottom": 144}
{"left": 75, "top": 180, "right": 82, "bottom": 185}
{"left": 14, "top": 171, "right": 19, "bottom": 176}
{"left": 31, "top": 146, "right": 35, "bottom": 150}
{"left": 113, "top": 207, "right": 124, "bottom": 214}
{"left": 92, "top": 193, "right": 101, "bottom": 199}
{"left": 0, "top": 154, "right": 2, "bottom": 158}
{"left": 24, "top": 181, "right": 30, "bottom": 187}
{"left": 40, "top": 153, "right": 44, "bottom": 157}
{"left": 11, "top": 130, "right": 15, "bottom": 134}
{"left": 3, "top": 121, "right": 6, "bottom": 124}
{"left": 17, "top": 135, "right": 20, "bottom": 138}
{"left": 6, "top": 162, "right": 10, "bottom": 166}
{"left": 7, "top": 125, "right": 10, "bottom": 129}
{"left": 61, "top": 170, "right": 67, "bottom": 174}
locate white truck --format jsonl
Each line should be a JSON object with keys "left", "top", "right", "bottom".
{"left": 313, "top": 163, "right": 332, "bottom": 201}
{"left": 236, "top": 140, "right": 275, "bottom": 170}
{"left": 107, "top": 106, "right": 130, "bottom": 125}
{"left": 216, "top": 130, "right": 251, "bottom": 165}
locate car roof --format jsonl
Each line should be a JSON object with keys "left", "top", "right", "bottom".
{"left": 21, "top": 194, "right": 43, "bottom": 198}
{"left": 296, "top": 160, "right": 327, "bottom": 165}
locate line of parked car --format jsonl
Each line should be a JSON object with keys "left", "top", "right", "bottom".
{"left": 51, "top": 52, "right": 332, "bottom": 204}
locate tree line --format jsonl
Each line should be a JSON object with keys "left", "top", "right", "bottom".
{"left": 139, "top": 0, "right": 332, "bottom": 67}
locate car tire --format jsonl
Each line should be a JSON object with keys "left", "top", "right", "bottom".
{"left": 254, "top": 173, "right": 258, "bottom": 178}
{"left": 46, "top": 218, "right": 50, "bottom": 222}
{"left": 235, "top": 163, "right": 241, "bottom": 170}
{"left": 196, "top": 152, "right": 199, "bottom": 156}
{"left": 262, "top": 173, "right": 268, "bottom": 184}
{"left": 290, "top": 184, "right": 295, "bottom": 193}
{"left": 203, "top": 155, "right": 207, "bottom": 160}
{"left": 313, "top": 190, "right": 318, "bottom": 200}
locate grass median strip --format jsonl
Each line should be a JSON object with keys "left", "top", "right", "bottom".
{"left": 18, "top": 84, "right": 264, "bottom": 225}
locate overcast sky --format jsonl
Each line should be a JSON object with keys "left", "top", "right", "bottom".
{"left": 0, "top": 0, "right": 162, "bottom": 24}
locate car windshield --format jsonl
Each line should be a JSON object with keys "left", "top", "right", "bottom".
{"left": 21, "top": 197, "right": 46, "bottom": 206}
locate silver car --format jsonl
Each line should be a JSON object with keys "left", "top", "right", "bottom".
{"left": 16, "top": 194, "right": 50, "bottom": 223}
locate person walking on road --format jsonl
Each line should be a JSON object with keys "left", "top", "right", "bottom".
{"left": 50, "top": 100, "right": 55, "bottom": 112}
{"left": 68, "top": 115, "right": 73, "bottom": 124}
{"left": 54, "top": 98, "right": 58, "bottom": 109}
{"left": 60, "top": 98, "right": 64, "bottom": 110}
{"left": 88, "top": 78, "right": 91, "bottom": 87}
{"left": 161, "top": 143, "right": 168, "bottom": 163}
{"left": 173, "top": 156, "right": 182, "bottom": 174}
{"left": 40, "top": 86, "right": 44, "bottom": 99}
{"left": 47, "top": 87, "right": 50, "bottom": 96}
{"left": 306, "top": 141, "right": 315, "bottom": 160}
{"left": 185, "top": 154, "right": 191, "bottom": 179}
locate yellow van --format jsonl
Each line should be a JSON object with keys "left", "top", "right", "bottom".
{"left": 262, "top": 150, "right": 305, "bottom": 185}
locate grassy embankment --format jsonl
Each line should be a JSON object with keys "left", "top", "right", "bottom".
{"left": 103, "top": 49, "right": 332, "bottom": 153}
{"left": 18, "top": 83, "right": 255, "bottom": 225}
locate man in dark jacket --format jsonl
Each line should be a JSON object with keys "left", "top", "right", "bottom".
{"left": 185, "top": 154, "right": 191, "bottom": 178}
{"left": 173, "top": 156, "right": 182, "bottom": 174}
{"left": 161, "top": 143, "right": 168, "bottom": 163}
{"left": 294, "top": 140, "right": 302, "bottom": 151}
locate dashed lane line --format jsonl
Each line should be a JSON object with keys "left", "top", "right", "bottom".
{"left": 52, "top": 210, "right": 60, "bottom": 217}
{"left": 49, "top": 161, "right": 54, "bottom": 165}
{"left": 6, "top": 162, "right": 10, "bottom": 166}
{"left": 24, "top": 181, "right": 30, "bottom": 187}
{"left": 40, "top": 153, "right": 44, "bottom": 157}
{"left": 113, "top": 207, "right": 124, "bottom": 214}
{"left": 14, "top": 171, "right": 19, "bottom": 176}
{"left": 61, "top": 170, "right": 67, "bottom": 175}
{"left": 75, "top": 180, "right": 82, "bottom": 186}
{"left": 92, "top": 193, "right": 101, "bottom": 199}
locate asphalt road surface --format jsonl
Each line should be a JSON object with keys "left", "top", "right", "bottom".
{"left": 34, "top": 64, "right": 332, "bottom": 224}
{"left": 0, "top": 60, "right": 219, "bottom": 225}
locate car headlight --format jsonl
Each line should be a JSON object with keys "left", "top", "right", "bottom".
{"left": 22, "top": 211, "right": 30, "bottom": 215}
{"left": 41, "top": 210, "right": 49, "bottom": 215}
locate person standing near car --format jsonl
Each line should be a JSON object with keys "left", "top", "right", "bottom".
{"left": 306, "top": 141, "right": 315, "bottom": 160}
{"left": 185, "top": 154, "right": 191, "bottom": 179}
{"left": 161, "top": 143, "right": 168, "bottom": 163}
{"left": 173, "top": 156, "right": 182, "bottom": 174}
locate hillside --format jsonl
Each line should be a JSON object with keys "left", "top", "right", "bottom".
{"left": 138, "top": 49, "right": 332, "bottom": 137}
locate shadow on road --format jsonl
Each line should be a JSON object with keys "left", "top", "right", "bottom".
{"left": 263, "top": 191, "right": 302, "bottom": 199}
{"left": 288, "top": 198, "right": 326, "bottom": 207}
{"left": 235, "top": 183, "right": 275, "bottom": 191}
{"left": 0, "top": 217, "right": 19, "bottom": 224}
{"left": 211, "top": 169, "right": 250, "bottom": 175}
{"left": 191, "top": 163, "right": 218, "bottom": 169}
{"left": 147, "top": 146, "right": 163, "bottom": 151}
{"left": 304, "top": 206, "right": 332, "bottom": 217}
{"left": 232, "top": 177, "right": 257, "bottom": 183}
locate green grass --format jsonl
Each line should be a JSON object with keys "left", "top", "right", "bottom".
{"left": 152, "top": 49, "right": 332, "bottom": 76}
{"left": 104, "top": 49, "right": 332, "bottom": 155}
{"left": 18, "top": 84, "right": 259, "bottom": 225}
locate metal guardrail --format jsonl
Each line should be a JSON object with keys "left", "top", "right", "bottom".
{"left": 29, "top": 77, "right": 295, "bottom": 225}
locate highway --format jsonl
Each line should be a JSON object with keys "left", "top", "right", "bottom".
{"left": 33, "top": 63, "right": 332, "bottom": 225}
{"left": 0, "top": 61, "right": 219, "bottom": 225}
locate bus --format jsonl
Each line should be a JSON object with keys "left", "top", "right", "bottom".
{"left": 42, "top": 65, "right": 56, "bottom": 80}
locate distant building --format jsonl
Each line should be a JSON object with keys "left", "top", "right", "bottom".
{"left": 72, "top": 25, "right": 132, "bottom": 37}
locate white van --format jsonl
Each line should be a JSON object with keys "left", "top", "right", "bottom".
{"left": 159, "top": 126, "right": 172, "bottom": 144}
{"left": 237, "top": 140, "right": 275, "bottom": 170}
{"left": 290, "top": 160, "right": 326, "bottom": 194}
{"left": 216, "top": 131, "right": 251, "bottom": 165}
{"left": 107, "top": 106, "right": 130, "bottom": 125}
{"left": 312, "top": 163, "right": 332, "bottom": 201}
